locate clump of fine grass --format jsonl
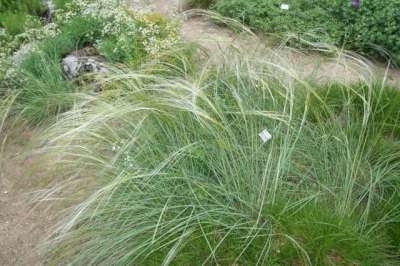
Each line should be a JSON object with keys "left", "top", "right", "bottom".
{"left": 6, "top": 15, "right": 103, "bottom": 125}
{"left": 37, "top": 46, "right": 400, "bottom": 265}
{"left": 0, "top": 0, "right": 45, "bottom": 35}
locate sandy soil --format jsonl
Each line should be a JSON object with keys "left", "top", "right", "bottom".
{"left": 0, "top": 130, "right": 55, "bottom": 266}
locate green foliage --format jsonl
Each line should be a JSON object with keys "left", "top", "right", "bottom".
{"left": 351, "top": 1, "right": 400, "bottom": 62}
{"left": 308, "top": 83, "right": 400, "bottom": 136}
{"left": 212, "top": 0, "right": 400, "bottom": 63}
{"left": 15, "top": 54, "right": 76, "bottom": 124}
{"left": 0, "top": 12, "right": 28, "bottom": 36}
{"left": 186, "top": 0, "right": 215, "bottom": 8}
{"left": 0, "top": 0, "right": 44, "bottom": 35}
{"left": 212, "top": 0, "right": 348, "bottom": 39}
{"left": 0, "top": 0, "right": 43, "bottom": 13}
{"left": 40, "top": 16, "right": 102, "bottom": 59}
{"left": 95, "top": 30, "right": 146, "bottom": 65}
{"left": 53, "top": 0, "right": 72, "bottom": 9}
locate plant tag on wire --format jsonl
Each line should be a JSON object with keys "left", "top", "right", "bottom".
{"left": 259, "top": 129, "right": 272, "bottom": 143}
{"left": 280, "top": 3, "right": 290, "bottom": 10}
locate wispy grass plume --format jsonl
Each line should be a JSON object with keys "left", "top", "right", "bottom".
{"left": 39, "top": 48, "right": 400, "bottom": 265}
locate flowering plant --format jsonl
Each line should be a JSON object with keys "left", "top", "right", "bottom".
{"left": 55, "top": 0, "right": 180, "bottom": 64}
{"left": 1, "top": 0, "right": 179, "bottom": 65}
{"left": 0, "top": 15, "right": 58, "bottom": 58}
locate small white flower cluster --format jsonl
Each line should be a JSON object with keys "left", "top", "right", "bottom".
{"left": 111, "top": 140, "right": 135, "bottom": 168}
{"left": 138, "top": 15, "right": 180, "bottom": 56}
{"left": 56, "top": 0, "right": 136, "bottom": 35}
{"left": 0, "top": 16, "right": 59, "bottom": 59}
{"left": 123, "top": 153, "right": 135, "bottom": 168}
{"left": 21, "top": 22, "right": 60, "bottom": 42}
{"left": 56, "top": 0, "right": 180, "bottom": 59}
{"left": 0, "top": 29, "right": 10, "bottom": 56}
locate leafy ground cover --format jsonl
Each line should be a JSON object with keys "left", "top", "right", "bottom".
{"left": 1, "top": 0, "right": 400, "bottom": 265}
{"left": 0, "top": 0, "right": 45, "bottom": 35}
{"left": 209, "top": 0, "right": 400, "bottom": 64}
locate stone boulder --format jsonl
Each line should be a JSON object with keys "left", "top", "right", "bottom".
{"left": 61, "top": 54, "right": 109, "bottom": 79}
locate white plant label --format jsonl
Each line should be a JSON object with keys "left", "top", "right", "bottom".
{"left": 280, "top": 3, "right": 290, "bottom": 10}
{"left": 259, "top": 129, "right": 272, "bottom": 143}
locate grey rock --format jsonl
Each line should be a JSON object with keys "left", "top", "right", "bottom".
{"left": 42, "top": 0, "right": 55, "bottom": 23}
{"left": 61, "top": 54, "right": 109, "bottom": 79}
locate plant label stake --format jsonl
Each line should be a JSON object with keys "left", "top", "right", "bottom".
{"left": 280, "top": 3, "right": 290, "bottom": 10}
{"left": 259, "top": 129, "right": 272, "bottom": 143}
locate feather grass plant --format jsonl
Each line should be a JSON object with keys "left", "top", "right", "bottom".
{"left": 0, "top": 4, "right": 398, "bottom": 264}
{"left": 35, "top": 45, "right": 400, "bottom": 265}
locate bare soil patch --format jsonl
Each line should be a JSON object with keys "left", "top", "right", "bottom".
{"left": 0, "top": 130, "right": 55, "bottom": 266}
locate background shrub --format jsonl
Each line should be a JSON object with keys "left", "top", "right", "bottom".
{"left": 53, "top": 0, "right": 72, "bottom": 9}
{"left": 0, "top": 0, "right": 43, "bottom": 14}
{"left": 351, "top": 0, "right": 400, "bottom": 62}
{"left": 212, "top": 0, "right": 400, "bottom": 64}
{"left": 185, "top": 0, "right": 215, "bottom": 9}
{"left": 212, "top": 0, "right": 349, "bottom": 39}
{"left": 55, "top": 1, "right": 179, "bottom": 65}
{"left": 0, "top": 0, "right": 44, "bottom": 35}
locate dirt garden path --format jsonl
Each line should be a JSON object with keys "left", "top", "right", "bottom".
{"left": 0, "top": 130, "right": 55, "bottom": 266}
{"left": 127, "top": 0, "right": 400, "bottom": 86}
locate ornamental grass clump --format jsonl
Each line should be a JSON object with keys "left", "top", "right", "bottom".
{"left": 40, "top": 50, "right": 400, "bottom": 264}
